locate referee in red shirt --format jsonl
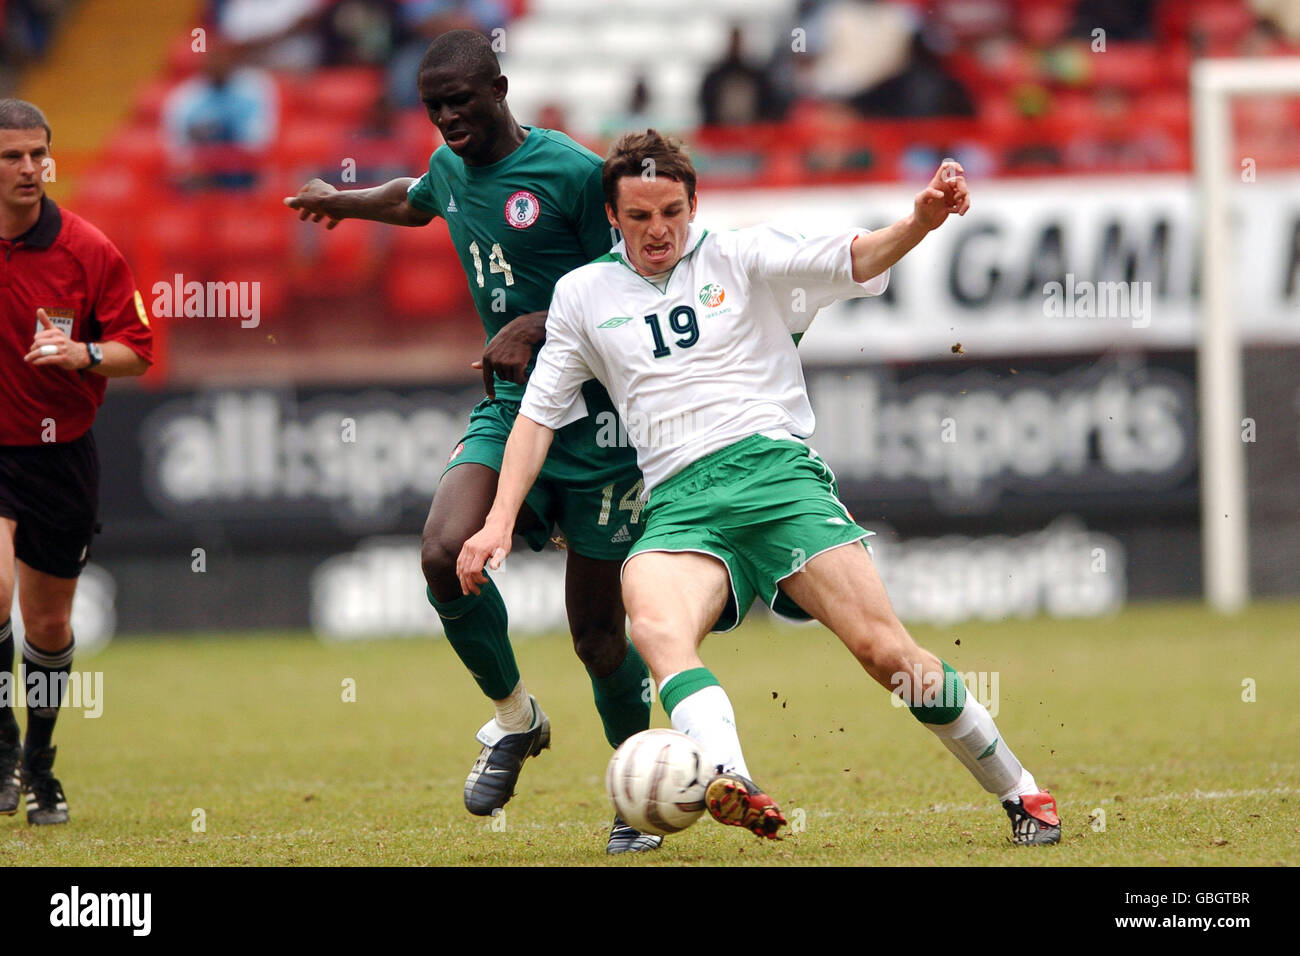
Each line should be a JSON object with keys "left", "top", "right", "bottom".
{"left": 1, "top": 100, "right": 153, "bottom": 824}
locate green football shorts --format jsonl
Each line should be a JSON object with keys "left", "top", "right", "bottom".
{"left": 624, "top": 434, "right": 873, "bottom": 631}
{"left": 443, "top": 384, "right": 645, "bottom": 560}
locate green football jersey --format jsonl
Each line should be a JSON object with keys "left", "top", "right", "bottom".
{"left": 406, "top": 127, "right": 616, "bottom": 402}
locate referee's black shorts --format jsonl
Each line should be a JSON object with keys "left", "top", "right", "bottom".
{"left": 0, "top": 431, "right": 100, "bottom": 579}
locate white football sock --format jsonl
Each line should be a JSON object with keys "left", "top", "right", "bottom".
{"left": 493, "top": 680, "right": 534, "bottom": 732}
{"left": 924, "top": 695, "right": 1038, "bottom": 802}
{"left": 999, "top": 767, "right": 1041, "bottom": 804}
{"left": 660, "top": 680, "right": 751, "bottom": 779}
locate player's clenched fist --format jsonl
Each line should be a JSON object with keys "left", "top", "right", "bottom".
{"left": 25, "top": 308, "right": 90, "bottom": 370}
{"left": 913, "top": 160, "right": 971, "bottom": 231}
{"left": 456, "top": 522, "right": 513, "bottom": 595}
{"left": 283, "top": 178, "right": 342, "bottom": 229}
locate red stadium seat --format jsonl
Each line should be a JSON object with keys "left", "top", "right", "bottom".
{"left": 1190, "top": 1, "right": 1257, "bottom": 53}
{"left": 133, "top": 79, "right": 174, "bottom": 127}
{"left": 210, "top": 203, "right": 291, "bottom": 262}
{"left": 1086, "top": 42, "right": 1165, "bottom": 91}
{"left": 1144, "top": 91, "right": 1191, "bottom": 131}
{"left": 977, "top": 40, "right": 1038, "bottom": 88}
{"left": 216, "top": 266, "right": 289, "bottom": 322}
{"left": 385, "top": 222, "right": 468, "bottom": 318}
{"left": 277, "top": 118, "right": 355, "bottom": 169}
{"left": 105, "top": 124, "right": 166, "bottom": 181}
{"left": 385, "top": 259, "right": 468, "bottom": 319}
{"left": 69, "top": 192, "right": 140, "bottom": 260}
{"left": 284, "top": 217, "right": 383, "bottom": 295}
{"left": 166, "top": 32, "right": 202, "bottom": 77}
{"left": 396, "top": 109, "right": 440, "bottom": 153}
{"left": 73, "top": 164, "right": 140, "bottom": 206}
{"left": 281, "top": 68, "right": 384, "bottom": 126}
{"left": 141, "top": 204, "right": 208, "bottom": 275}
{"left": 1051, "top": 91, "right": 1096, "bottom": 127}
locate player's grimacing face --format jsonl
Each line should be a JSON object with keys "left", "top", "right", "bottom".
{"left": 417, "top": 68, "right": 505, "bottom": 159}
{"left": 0, "top": 128, "right": 48, "bottom": 211}
{"left": 607, "top": 176, "right": 696, "bottom": 276}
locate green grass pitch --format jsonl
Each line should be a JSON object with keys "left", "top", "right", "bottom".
{"left": 2, "top": 601, "right": 1296, "bottom": 866}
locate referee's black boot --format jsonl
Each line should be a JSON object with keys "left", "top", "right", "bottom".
{"left": 22, "top": 746, "right": 69, "bottom": 825}
{"left": 0, "top": 734, "right": 19, "bottom": 815}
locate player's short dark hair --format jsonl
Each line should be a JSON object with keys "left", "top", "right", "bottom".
{"left": 417, "top": 29, "right": 500, "bottom": 86}
{"left": 0, "top": 99, "right": 52, "bottom": 144}
{"left": 603, "top": 130, "right": 697, "bottom": 211}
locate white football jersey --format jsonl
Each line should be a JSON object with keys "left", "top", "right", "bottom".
{"left": 520, "top": 222, "right": 889, "bottom": 492}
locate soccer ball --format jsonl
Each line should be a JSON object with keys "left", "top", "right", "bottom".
{"left": 606, "top": 729, "right": 709, "bottom": 836}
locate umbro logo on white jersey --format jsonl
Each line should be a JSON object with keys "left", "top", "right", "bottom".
{"left": 598, "top": 316, "right": 633, "bottom": 329}
{"left": 446, "top": 195, "right": 458, "bottom": 213}
{"left": 611, "top": 524, "right": 632, "bottom": 543}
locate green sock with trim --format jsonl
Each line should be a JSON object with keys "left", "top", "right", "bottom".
{"left": 588, "top": 640, "right": 651, "bottom": 748}
{"left": 427, "top": 578, "right": 519, "bottom": 701}
{"left": 907, "top": 660, "right": 967, "bottom": 726}
{"left": 659, "top": 667, "right": 751, "bottom": 777}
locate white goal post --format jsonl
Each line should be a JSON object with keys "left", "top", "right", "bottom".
{"left": 1192, "top": 57, "right": 1300, "bottom": 613}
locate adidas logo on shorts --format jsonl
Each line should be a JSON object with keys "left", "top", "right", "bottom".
{"left": 611, "top": 524, "right": 632, "bottom": 544}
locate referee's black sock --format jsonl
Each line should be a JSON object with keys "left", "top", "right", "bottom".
{"left": 0, "top": 619, "right": 17, "bottom": 743}
{"left": 22, "top": 633, "right": 74, "bottom": 756}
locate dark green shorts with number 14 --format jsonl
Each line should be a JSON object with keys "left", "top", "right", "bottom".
{"left": 443, "top": 381, "right": 645, "bottom": 561}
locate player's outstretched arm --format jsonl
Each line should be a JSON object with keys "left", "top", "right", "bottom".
{"left": 282, "top": 177, "right": 435, "bottom": 228}
{"left": 456, "top": 414, "right": 555, "bottom": 595}
{"left": 850, "top": 161, "right": 970, "bottom": 283}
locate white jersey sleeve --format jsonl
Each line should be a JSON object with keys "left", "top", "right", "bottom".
{"left": 730, "top": 225, "right": 889, "bottom": 334}
{"left": 518, "top": 278, "right": 595, "bottom": 430}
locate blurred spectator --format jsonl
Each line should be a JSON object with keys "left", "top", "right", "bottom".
{"left": 1, "top": 0, "right": 69, "bottom": 89}
{"left": 850, "top": 29, "right": 976, "bottom": 118}
{"left": 801, "top": 100, "right": 877, "bottom": 174}
{"left": 357, "top": 89, "right": 398, "bottom": 139}
{"left": 1010, "top": 82, "right": 1052, "bottom": 118}
{"left": 927, "top": 0, "right": 1013, "bottom": 44}
{"left": 1069, "top": 0, "right": 1156, "bottom": 43}
{"left": 765, "top": 0, "right": 833, "bottom": 119}
{"left": 808, "top": 0, "right": 914, "bottom": 102}
{"left": 1004, "top": 140, "right": 1063, "bottom": 172}
{"left": 321, "top": 0, "right": 401, "bottom": 66}
{"left": 6, "top": 0, "right": 64, "bottom": 57}
{"left": 1253, "top": 0, "right": 1300, "bottom": 42}
{"left": 386, "top": 1, "right": 509, "bottom": 108}
{"left": 1065, "top": 86, "right": 1176, "bottom": 170}
{"left": 398, "top": 0, "right": 507, "bottom": 33}
{"left": 214, "top": 0, "right": 326, "bottom": 71}
{"left": 536, "top": 102, "right": 570, "bottom": 136}
{"left": 1017, "top": 3, "right": 1070, "bottom": 52}
{"left": 699, "top": 26, "right": 780, "bottom": 126}
{"left": 162, "top": 44, "right": 278, "bottom": 189}
{"left": 899, "top": 141, "right": 994, "bottom": 182}
{"left": 602, "top": 75, "right": 668, "bottom": 139}
{"left": 352, "top": 91, "right": 419, "bottom": 183}
{"left": 1038, "top": 40, "right": 1092, "bottom": 87}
